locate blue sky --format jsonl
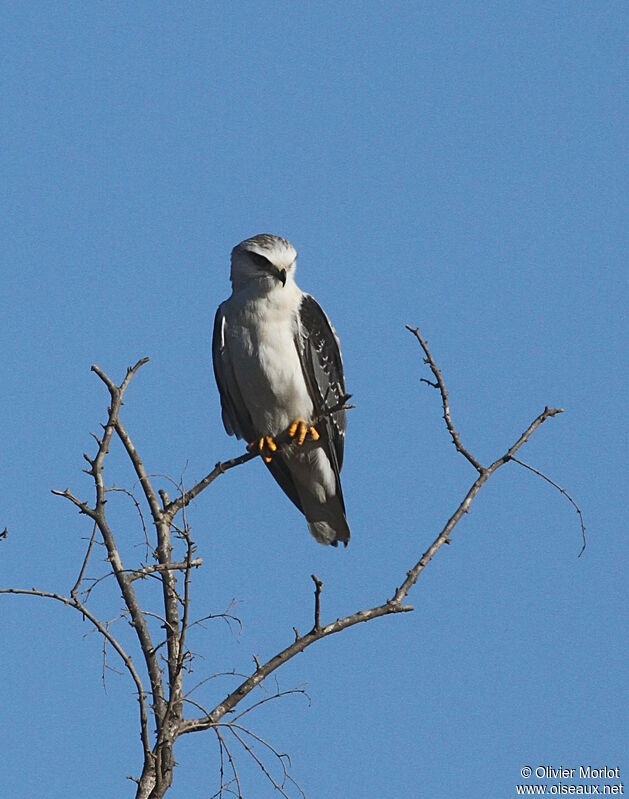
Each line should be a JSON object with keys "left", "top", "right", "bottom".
{"left": 1, "top": 3, "right": 627, "bottom": 797}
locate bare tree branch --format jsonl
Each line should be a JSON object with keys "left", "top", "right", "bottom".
{"left": 509, "top": 456, "right": 587, "bottom": 556}
{"left": 223, "top": 723, "right": 304, "bottom": 799}
{"left": 50, "top": 487, "right": 96, "bottom": 517}
{"left": 93, "top": 362, "right": 185, "bottom": 792}
{"left": 106, "top": 485, "right": 151, "bottom": 559}
{"left": 129, "top": 560, "right": 203, "bottom": 582}
{"left": 232, "top": 686, "right": 310, "bottom": 724}
{"left": 88, "top": 362, "right": 167, "bottom": 725}
{"left": 2, "top": 327, "right": 576, "bottom": 798}
{"left": 185, "top": 671, "right": 251, "bottom": 700}
{"left": 212, "top": 728, "right": 243, "bottom": 799}
{"left": 70, "top": 521, "right": 98, "bottom": 599}
{"left": 0, "top": 587, "right": 152, "bottom": 761}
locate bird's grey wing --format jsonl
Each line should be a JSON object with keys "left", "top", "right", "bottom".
{"left": 296, "top": 293, "right": 347, "bottom": 470}
{"left": 289, "top": 292, "right": 350, "bottom": 547}
{"left": 212, "top": 305, "right": 254, "bottom": 442}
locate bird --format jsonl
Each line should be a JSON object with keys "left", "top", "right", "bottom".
{"left": 212, "top": 233, "right": 350, "bottom": 546}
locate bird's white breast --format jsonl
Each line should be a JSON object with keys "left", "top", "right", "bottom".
{"left": 224, "top": 282, "right": 314, "bottom": 436}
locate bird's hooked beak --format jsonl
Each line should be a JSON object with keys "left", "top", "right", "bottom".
{"left": 276, "top": 267, "right": 287, "bottom": 287}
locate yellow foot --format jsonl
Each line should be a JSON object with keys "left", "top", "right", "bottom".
{"left": 288, "top": 419, "right": 320, "bottom": 446}
{"left": 247, "top": 435, "right": 278, "bottom": 463}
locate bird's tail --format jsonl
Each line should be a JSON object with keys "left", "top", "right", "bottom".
{"left": 304, "top": 495, "right": 350, "bottom": 547}
{"left": 266, "top": 446, "right": 350, "bottom": 547}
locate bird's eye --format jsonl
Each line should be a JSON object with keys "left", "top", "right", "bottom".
{"left": 249, "top": 252, "right": 272, "bottom": 269}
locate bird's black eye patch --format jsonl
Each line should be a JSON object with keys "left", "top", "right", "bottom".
{"left": 248, "top": 251, "right": 272, "bottom": 269}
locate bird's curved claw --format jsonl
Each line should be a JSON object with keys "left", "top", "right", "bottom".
{"left": 288, "top": 419, "right": 320, "bottom": 446}
{"left": 248, "top": 435, "right": 278, "bottom": 463}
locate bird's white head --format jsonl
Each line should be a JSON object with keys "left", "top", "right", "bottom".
{"left": 230, "top": 234, "right": 297, "bottom": 292}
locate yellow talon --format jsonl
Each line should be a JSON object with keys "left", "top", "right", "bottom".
{"left": 248, "top": 435, "right": 278, "bottom": 461}
{"left": 288, "top": 419, "right": 320, "bottom": 446}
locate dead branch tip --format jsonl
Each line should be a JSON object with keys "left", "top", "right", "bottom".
{"left": 311, "top": 574, "right": 324, "bottom": 632}
{"left": 130, "top": 356, "right": 150, "bottom": 372}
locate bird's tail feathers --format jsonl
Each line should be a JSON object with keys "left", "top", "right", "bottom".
{"left": 305, "top": 497, "right": 350, "bottom": 547}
